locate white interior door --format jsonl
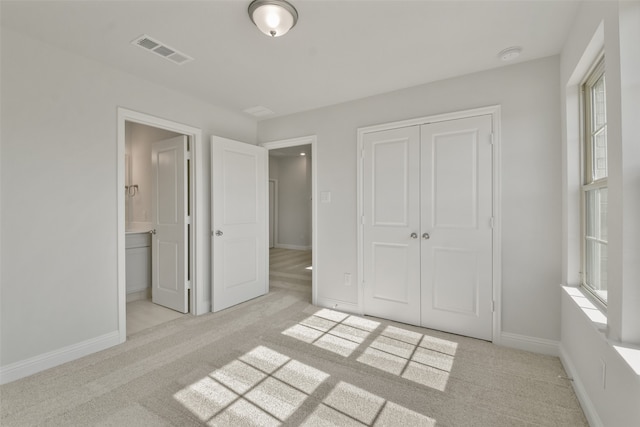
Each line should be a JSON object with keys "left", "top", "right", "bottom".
{"left": 362, "top": 126, "right": 421, "bottom": 325}
{"left": 151, "top": 135, "right": 189, "bottom": 313}
{"left": 420, "top": 115, "right": 493, "bottom": 340}
{"left": 211, "top": 136, "right": 268, "bottom": 312}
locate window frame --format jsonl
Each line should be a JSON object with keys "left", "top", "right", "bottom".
{"left": 580, "top": 54, "right": 608, "bottom": 305}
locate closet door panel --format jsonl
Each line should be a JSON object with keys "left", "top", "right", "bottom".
{"left": 432, "top": 130, "right": 478, "bottom": 229}
{"left": 362, "top": 126, "right": 421, "bottom": 325}
{"left": 420, "top": 115, "right": 493, "bottom": 341}
{"left": 432, "top": 248, "right": 479, "bottom": 315}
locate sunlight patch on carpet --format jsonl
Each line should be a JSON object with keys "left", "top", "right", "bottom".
{"left": 174, "top": 346, "right": 328, "bottom": 424}
{"left": 282, "top": 308, "right": 459, "bottom": 392}
{"left": 357, "top": 325, "right": 457, "bottom": 391}
{"left": 282, "top": 309, "right": 380, "bottom": 357}
{"left": 301, "top": 382, "right": 436, "bottom": 426}
{"left": 174, "top": 344, "right": 438, "bottom": 426}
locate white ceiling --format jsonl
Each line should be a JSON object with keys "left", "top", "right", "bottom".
{"left": 1, "top": 0, "right": 582, "bottom": 120}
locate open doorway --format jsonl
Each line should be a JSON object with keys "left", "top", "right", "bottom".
{"left": 261, "top": 136, "right": 317, "bottom": 304}
{"left": 117, "top": 108, "right": 204, "bottom": 343}
{"left": 124, "top": 122, "right": 188, "bottom": 335}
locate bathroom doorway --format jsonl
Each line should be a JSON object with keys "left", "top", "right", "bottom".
{"left": 125, "top": 123, "right": 189, "bottom": 334}
{"left": 117, "top": 109, "right": 204, "bottom": 342}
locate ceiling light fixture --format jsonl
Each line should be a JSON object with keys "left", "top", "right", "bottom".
{"left": 498, "top": 46, "right": 523, "bottom": 61}
{"left": 248, "top": 0, "right": 298, "bottom": 37}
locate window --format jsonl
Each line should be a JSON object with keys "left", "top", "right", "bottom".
{"left": 582, "top": 57, "right": 608, "bottom": 303}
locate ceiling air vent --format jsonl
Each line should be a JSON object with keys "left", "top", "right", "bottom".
{"left": 131, "top": 34, "right": 193, "bottom": 65}
{"left": 243, "top": 106, "right": 275, "bottom": 118}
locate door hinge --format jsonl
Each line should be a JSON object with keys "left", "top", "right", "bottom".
{"left": 361, "top": 216, "right": 366, "bottom": 225}
{"left": 492, "top": 300, "right": 496, "bottom": 312}
{"left": 186, "top": 280, "right": 191, "bottom": 290}
{"left": 186, "top": 215, "right": 191, "bottom": 225}
{"left": 489, "top": 133, "right": 494, "bottom": 145}
{"left": 490, "top": 217, "right": 494, "bottom": 229}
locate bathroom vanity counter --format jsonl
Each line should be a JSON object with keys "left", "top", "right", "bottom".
{"left": 125, "top": 224, "right": 152, "bottom": 235}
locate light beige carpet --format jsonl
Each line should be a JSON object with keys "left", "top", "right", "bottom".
{"left": 1, "top": 250, "right": 586, "bottom": 426}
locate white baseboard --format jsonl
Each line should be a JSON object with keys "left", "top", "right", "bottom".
{"left": 126, "top": 289, "right": 150, "bottom": 302}
{"left": 559, "top": 344, "right": 604, "bottom": 427}
{"left": 499, "top": 332, "right": 560, "bottom": 356}
{"left": 274, "top": 243, "right": 312, "bottom": 251}
{"left": 316, "top": 297, "right": 360, "bottom": 315}
{"left": 0, "top": 331, "right": 120, "bottom": 385}
{"left": 127, "top": 285, "right": 149, "bottom": 294}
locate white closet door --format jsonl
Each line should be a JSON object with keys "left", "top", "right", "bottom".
{"left": 151, "top": 136, "right": 189, "bottom": 313}
{"left": 211, "top": 136, "right": 268, "bottom": 312}
{"left": 420, "top": 115, "right": 493, "bottom": 340}
{"left": 362, "top": 126, "right": 421, "bottom": 325}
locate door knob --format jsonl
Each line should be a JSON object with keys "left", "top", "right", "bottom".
{"left": 410, "top": 232, "right": 418, "bottom": 239}
{"left": 149, "top": 229, "right": 156, "bottom": 235}
{"left": 215, "top": 230, "right": 223, "bottom": 236}
{"left": 422, "top": 232, "right": 430, "bottom": 240}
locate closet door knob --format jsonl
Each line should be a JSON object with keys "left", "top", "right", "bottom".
{"left": 422, "top": 232, "right": 430, "bottom": 240}
{"left": 215, "top": 230, "right": 223, "bottom": 237}
{"left": 410, "top": 232, "right": 418, "bottom": 239}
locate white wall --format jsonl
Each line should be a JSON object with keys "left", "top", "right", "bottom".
{"left": 559, "top": 1, "right": 640, "bottom": 425}
{"left": 561, "top": 288, "right": 640, "bottom": 426}
{"left": 0, "top": 28, "right": 256, "bottom": 373}
{"left": 259, "top": 56, "right": 563, "bottom": 343}
{"left": 125, "top": 122, "right": 181, "bottom": 226}
{"left": 269, "top": 154, "right": 312, "bottom": 249}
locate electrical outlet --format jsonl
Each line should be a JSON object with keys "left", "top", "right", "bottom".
{"left": 344, "top": 273, "right": 352, "bottom": 287}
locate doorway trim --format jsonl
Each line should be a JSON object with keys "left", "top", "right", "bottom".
{"left": 261, "top": 135, "right": 318, "bottom": 305}
{"left": 116, "top": 108, "right": 205, "bottom": 344}
{"left": 356, "top": 105, "right": 502, "bottom": 344}
{"left": 268, "top": 179, "right": 279, "bottom": 249}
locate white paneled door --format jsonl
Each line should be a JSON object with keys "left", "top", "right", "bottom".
{"left": 362, "top": 115, "right": 493, "bottom": 340}
{"left": 363, "top": 127, "right": 422, "bottom": 325}
{"left": 211, "top": 136, "right": 268, "bottom": 312}
{"left": 151, "top": 136, "right": 189, "bottom": 313}
{"left": 420, "top": 116, "right": 493, "bottom": 340}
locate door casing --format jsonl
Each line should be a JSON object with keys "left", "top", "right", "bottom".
{"left": 269, "top": 179, "right": 278, "bottom": 249}
{"left": 116, "top": 108, "right": 204, "bottom": 344}
{"left": 357, "top": 105, "right": 502, "bottom": 344}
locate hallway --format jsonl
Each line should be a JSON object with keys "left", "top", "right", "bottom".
{"left": 270, "top": 248, "right": 312, "bottom": 289}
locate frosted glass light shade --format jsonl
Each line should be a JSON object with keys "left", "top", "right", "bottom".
{"left": 249, "top": 0, "right": 298, "bottom": 37}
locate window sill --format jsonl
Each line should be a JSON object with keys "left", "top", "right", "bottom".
{"left": 563, "top": 285, "right": 640, "bottom": 376}
{"left": 563, "top": 285, "right": 607, "bottom": 331}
